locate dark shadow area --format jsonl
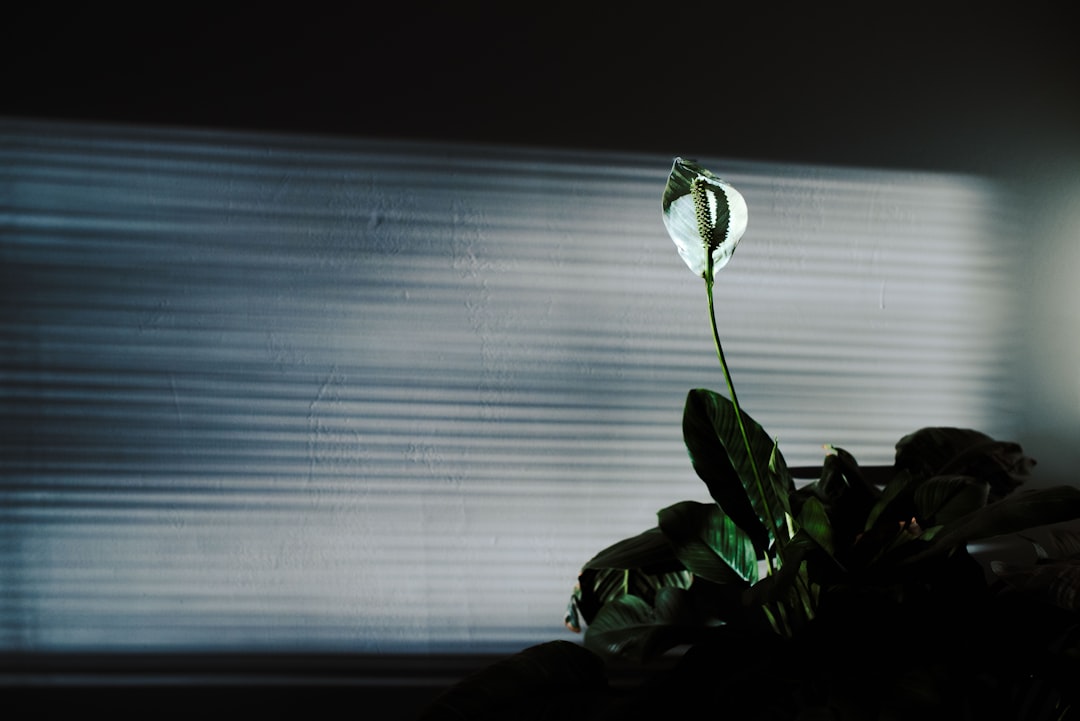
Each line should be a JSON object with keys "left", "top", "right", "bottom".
{"left": 1, "top": 651, "right": 673, "bottom": 720}
{"left": 1, "top": 653, "right": 502, "bottom": 720}
{"left": 3, "top": 5, "right": 1079, "bottom": 176}
{"left": 8, "top": 685, "right": 442, "bottom": 721}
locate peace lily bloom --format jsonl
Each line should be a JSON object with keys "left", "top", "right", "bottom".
{"left": 661, "top": 157, "right": 748, "bottom": 280}
{"left": 662, "top": 158, "right": 773, "bottom": 570}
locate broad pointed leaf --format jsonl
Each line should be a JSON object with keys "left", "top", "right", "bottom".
{"left": 797, "top": 447, "right": 880, "bottom": 548}
{"left": 864, "top": 469, "right": 918, "bottom": 532}
{"left": 914, "top": 475, "right": 990, "bottom": 526}
{"left": 658, "top": 500, "right": 758, "bottom": 584}
{"left": 905, "top": 486, "right": 1080, "bottom": 564}
{"left": 683, "top": 388, "right": 794, "bottom": 554}
{"left": 742, "top": 530, "right": 821, "bottom": 636}
{"left": 1027, "top": 529, "right": 1080, "bottom": 560}
{"left": 993, "top": 558, "right": 1080, "bottom": 611}
{"left": 894, "top": 427, "right": 1034, "bottom": 501}
{"left": 572, "top": 527, "right": 692, "bottom": 629}
{"left": 795, "top": 495, "right": 835, "bottom": 558}
{"left": 583, "top": 589, "right": 702, "bottom": 662}
{"left": 768, "top": 438, "right": 795, "bottom": 519}
{"left": 583, "top": 526, "right": 683, "bottom": 573}
{"left": 570, "top": 565, "right": 692, "bottom": 629}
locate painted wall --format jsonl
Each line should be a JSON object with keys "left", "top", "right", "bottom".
{"left": 0, "top": 118, "right": 1061, "bottom": 656}
{"left": 1019, "top": 167, "right": 1080, "bottom": 489}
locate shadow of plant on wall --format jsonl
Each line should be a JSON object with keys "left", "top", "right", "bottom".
{"left": 419, "top": 159, "right": 1080, "bottom": 721}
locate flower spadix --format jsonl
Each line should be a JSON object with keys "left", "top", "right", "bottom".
{"left": 662, "top": 158, "right": 748, "bottom": 279}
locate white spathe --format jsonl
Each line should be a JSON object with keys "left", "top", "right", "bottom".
{"left": 662, "top": 157, "right": 749, "bottom": 279}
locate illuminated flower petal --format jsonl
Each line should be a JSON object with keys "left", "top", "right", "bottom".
{"left": 661, "top": 157, "right": 748, "bottom": 279}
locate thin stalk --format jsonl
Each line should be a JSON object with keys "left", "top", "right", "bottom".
{"left": 705, "top": 263, "right": 778, "bottom": 575}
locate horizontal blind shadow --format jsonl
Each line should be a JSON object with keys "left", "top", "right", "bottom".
{"left": 0, "top": 119, "right": 1024, "bottom": 653}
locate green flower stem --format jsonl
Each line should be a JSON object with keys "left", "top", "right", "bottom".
{"left": 704, "top": 264, "right": 777, "bottom": 575}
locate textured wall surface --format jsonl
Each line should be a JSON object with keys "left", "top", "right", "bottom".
{"left": 1, "top": 119, "right": 1027, "bottom": 654}
{"left": 1019, "top": 170, "right": 1080, "bottom": 487}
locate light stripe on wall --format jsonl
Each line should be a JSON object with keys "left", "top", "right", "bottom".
{"left": 0, "top": 119, "right": 1023, "bottom": 653}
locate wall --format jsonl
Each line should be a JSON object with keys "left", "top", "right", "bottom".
{"left": 0, "top": 118, "right": 1041, "bottom": 657}
{"left": 1019, "top": 167, "right": 1080, "bottom": 488}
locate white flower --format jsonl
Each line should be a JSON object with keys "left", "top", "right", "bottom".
{"left": 661, "top": 157, "right": 748, "bottom": 280}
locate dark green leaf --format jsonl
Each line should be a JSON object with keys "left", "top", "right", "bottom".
{"left": 582, "top": 527, "right": 683, "bottom": 574}
{"left": 743, "top": 530, "right": 821, "bottom": 636}
{"left": 863, "top": 469, "right": 918, "bottom": 532}
{"left": 795, "top": 496, "right": 835, "bottom": 558}
{"left": 653, "top": 585, "right": 696, "bottom": 624}
{"left": 894, "top": 427, "right": 1034, "bottom": 501}
{"left": 768, "top": 439, "right": 795, "bottom": 519}
{"left": 801, "top": 447, "right": 880, "bottom": 548}
{"left": 583, "top": 590, "right": 701, "bottom": 662}
{"left": 906, "top": 486, "right": 1080, "bottom": 564}
{"left": 658, "top": 500, "right": 758, "bottom": 584}
{"left": 1028, "top": 529, "right": 1080, "bottom": 560}
{"left": 683, "top": 388, "right": 793, "bottom": 554}
{"left": 993, "top": 558, "right": 1080, "bottom": 611}
{"left": 571, "top": 565, "right": 692, "bottom": 628}
{"left": 914, "top": 475, "right": 990, "bottom": 526}
{"left": 572, "top": 526, "right": 692, "bottom": 629}
{"left": 895, "top": 427, "right": 994, "bottom": 475}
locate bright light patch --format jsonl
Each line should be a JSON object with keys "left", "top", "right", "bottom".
{"left": 0, "top": 119, "right": 1024, "bottom": 654}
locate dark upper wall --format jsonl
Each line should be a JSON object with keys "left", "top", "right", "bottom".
{"left": 3, "top": 4, "right": 1078, "bottom": 177}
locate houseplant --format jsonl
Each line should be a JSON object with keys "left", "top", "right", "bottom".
{"left": 418, "top": 159, "right": 1080, "bottom": 720}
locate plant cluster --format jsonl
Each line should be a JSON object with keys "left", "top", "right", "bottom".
{"left": 421, "top": 159, "right": 1080, "bottom": 721}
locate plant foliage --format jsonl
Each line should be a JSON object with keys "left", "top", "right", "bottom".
{"left": 550, "top": 397, "right": 1080, "bottom": 719}
{"left": 419, "top": 159, "right": 1080, "bottom": 720}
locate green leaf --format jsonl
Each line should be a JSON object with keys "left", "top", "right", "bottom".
{"left": 914, "top": 475, "right": 990, "bottom": 526}
{"left": 683, "top": 388, "right": 794, "bottom": 555}
{"left": 905, "top": 486, "right": 1080, "bottom": 565}
{"left": 571, "top": 565, "right": 692, "bottom": 629}
{"left": 1026, "top": 529, "right": 1080, "bottom": 560}
{"left": 863, "top": 469, "right": 917, "bottom": 532}
{"left": 582, "top": 527, "right": 683, "bottom": 574}
{"left": 894, "top": 427, "right": 1034, "bottom": 501}
{"left": 795, "top": 496, "right": 835, "bottom": 558}
{"left": 895, "top": 427, "right": 994, "bottom": 475}
{"left": 583, "top": 589, "right": 702, "bottom": 662}
{"left": 796, "top": 447, "right": 880, "bottom": 549}
{"left": 658, "top": 500, "right": 758, "bottom": 584}
{"left": 993, "top": 558, "right": 1080, "bottom": 611}
{"left": 743, "top": 530, "right": 821, "bottom": 635}
{"left": 572, "top": 527, "right": 692, "bottom": 629}
{"left": 768, "top": 438, "right": 795, "bottom": 520}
